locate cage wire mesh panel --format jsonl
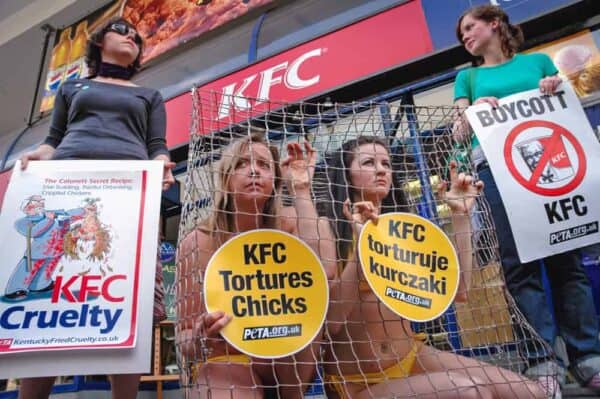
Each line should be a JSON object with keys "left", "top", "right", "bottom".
{"left": 175, "top": 89, "right": 556, "bottom": 398}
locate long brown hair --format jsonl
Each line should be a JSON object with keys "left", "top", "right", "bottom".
{"left": 456, "top": 5, "right": 524, "bottom": 65}
{"left": 320, "top": 136, "right": 408, "bottom": 260}
{"left": 203, "top": 132, "right": 283, "bottom": 243}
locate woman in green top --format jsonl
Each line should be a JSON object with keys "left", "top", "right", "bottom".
{"left": 453, "top": 5, "right": 600, "bottom": 397}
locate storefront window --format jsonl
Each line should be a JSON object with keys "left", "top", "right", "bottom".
{"left": 309, "top": 107, "right": 386, "bottom": 154}
{"left": 414, "top": 82, "right": 454, "bottom": 107}
{"left": 529, "top": 28, "right": 600, "bottom": 99}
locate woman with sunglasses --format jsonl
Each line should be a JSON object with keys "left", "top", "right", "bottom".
{"left": 18, "top": 17, "right": 173, "bottom": 399}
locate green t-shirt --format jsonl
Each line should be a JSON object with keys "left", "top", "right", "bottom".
{"left": 453, "top": 53, "right": 558, "bottom": 149}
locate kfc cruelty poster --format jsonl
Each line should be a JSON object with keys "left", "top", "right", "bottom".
{"left": 0, "top": 160, "right": 162, "bottom": 377}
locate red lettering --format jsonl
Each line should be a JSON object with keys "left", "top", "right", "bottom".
{"left": 50, "top": 274, "right": 128, "bottom": 303}
{"left": 78, "top": 275, "right": 101, "bottom": 302}
{"left": 51, "top": 275, "right": 78, "bottom": 303}
{"left": 102, "top": 275, "right": 127, "bottom": 302}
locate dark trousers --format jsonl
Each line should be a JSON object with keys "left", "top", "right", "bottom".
{"left": 479, "top": 166, "right": 600, "bottom": 381}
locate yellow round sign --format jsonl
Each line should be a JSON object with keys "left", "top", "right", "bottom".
{"left": 204, "top": 229, "right": 328, "bottom": 358}
{"left": 358, "top": 212, "right": 459, "bottom": 322}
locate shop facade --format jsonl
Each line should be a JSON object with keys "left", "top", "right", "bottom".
{"left": 0, "top": 0, "right": 599, "bottom": 396}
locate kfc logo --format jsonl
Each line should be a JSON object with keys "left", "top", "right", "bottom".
{"left": 217, "top": 48, "right": 323, "bottom": 120}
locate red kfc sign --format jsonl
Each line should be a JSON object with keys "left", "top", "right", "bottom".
{"left": 165, "top": 0, "right": 432, "bottom": 144}
{"left": 215, "top": 47, "right": 324, "bottom": 121}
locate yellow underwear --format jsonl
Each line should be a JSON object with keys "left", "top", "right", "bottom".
{"left": 191, "top": 354, "right": 252, "bottom": 381}
{"left": 324, "top": 340, "right": 422, "bottom": 399}
{"left": 206, "top": 354, "right": 251, "bottom": 364}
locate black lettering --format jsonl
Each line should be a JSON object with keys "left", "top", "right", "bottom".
{"left": 288, "top": 272, "right": 301, "bottom": 288}
{"left": 516, "top": 100, "right": 532, "bottom": 117}
{"left": 441, "top": 277, "right": 446, "bottom": 295}
{"left": 414, "top": 224, "right": 425, "bottom": 242}
{"left": 402, "top": 222, "right": 414, "bottom": 241}
{"left": 388, "top": 221, "right": 401, "bottom": 238}
{"left": 530, "top": 97, "right": 544, "bottom": 115}
{"left": 429, "top": 251, "right": 437, "bottom": 273}
{"left": 545, "top": 201, "right": 563, "bottom": 224}
{"left": 232, "top": 296, "right": 246, "bottom": 317}
{"left": 219, "top": 270, "right": 233, "bottom": 291}
{"left": 258, "top": 243, "right": 271, "bottom": 263}
{"left": 559, "top": 198, "right": 574, "bottom": 220}
{"left": 399, "top": 271, "right": 408, "bottom": 285}
{"left": 419, "top": 252, "right": 432, "bottom": 270}
{"left": 555, "top": 91, "right": 567, "bottom": 109}
{"left": 409, "top": 274, "right": 418, "bottom": 289}
{"left": 301, "top": 271, "right": 313, "bottom": 287}
{"left": 502, "top": 102, "right": 518, "bottom": 120}
{"left": 428, "top": 274, "right": 441, "bottom": 294}
{"left": 268, "top": 295, "right": 282, "bottom": 315}
{"left": 294, "top": 297, "right": 307, "bottom": 313}
{"left": 243, "top": 244, "right": 259, "bottom": 264}
{"left": 368, "top": 234, "right": 375, "bottom": 250}
{"left": 418, "top": 276, "right": 429, "bottom": 292}
{"left": 572, "top": 195, "right": 588, "bottom": 216}
{"left": 231, "top": 275, "right": 246, "bottom": 291}
{"left": 370, "top": 257, "right": 380, "bottom": 275}
{"left": 410, "top": 251, "right": 419, "bottom": 265}
{"left": 477, "top": 110, "right": 495, "bottom": 127}
{"left": 255, "top": 270, "right": 268, "bottom": 290}
{"left": 272, "top": 242, "right": 286, "bottom": 263}
{"left": 279, "top": 294, "right": 295, "bottom": 314}
{"left": 491, "top": 106, "right": 508, "bottom": 123}
{"left": 437, "top": 256, "right": 448, "bottom": 271}
{"left": 541, "top": 95, "right": 555, "bottom": 112}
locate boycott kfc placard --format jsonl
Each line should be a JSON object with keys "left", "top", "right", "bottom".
{"left": 466, "top": 84, "right": 600, "bottom": 262}
{"left": 0, "top": 160, "right": 161, "bottom": 378}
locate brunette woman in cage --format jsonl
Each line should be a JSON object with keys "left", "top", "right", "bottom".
{"left": 319, "top": 136, "right": 544, "bottom": 399}
{"left": 177, "top": 132, "right": 336, "bottom": 399}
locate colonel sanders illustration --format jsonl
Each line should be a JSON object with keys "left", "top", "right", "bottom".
{"left": 3, "top": 195, "right": 84, "bottom": 300}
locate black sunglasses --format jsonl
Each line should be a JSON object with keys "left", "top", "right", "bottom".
{"left": 107, "top": 22, "right": 142, "bottom": 45}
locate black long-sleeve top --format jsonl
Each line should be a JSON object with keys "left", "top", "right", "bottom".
{"left": 44, "top": 79, "right": 169, "bottom": 160}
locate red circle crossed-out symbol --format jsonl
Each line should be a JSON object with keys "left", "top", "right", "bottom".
{"left": 504, "top": 120, "right": 586, "bottom": 196}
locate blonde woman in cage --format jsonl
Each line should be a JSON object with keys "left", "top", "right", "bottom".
{"left": 177, "top": 132, "right": 336, "bottom": 399}
{"left": 320, "top": 136, "right": 545, "bottom": 399}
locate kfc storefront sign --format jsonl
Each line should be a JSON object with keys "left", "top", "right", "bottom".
{"left": 215, "top": 47, "right": 323, "bottom": 121}
{"left": 165, "top": 0, "right": 433, "bottom": 142}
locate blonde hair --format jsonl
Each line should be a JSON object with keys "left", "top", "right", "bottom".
{"left": 203, "top": 132, "right": 282, "bottom": 242}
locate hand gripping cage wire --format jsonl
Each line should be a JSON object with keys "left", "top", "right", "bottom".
{"left": 174, "top": 88, "right": 557, "bottom": 399}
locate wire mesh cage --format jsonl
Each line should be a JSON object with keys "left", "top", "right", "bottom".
{"left": 175, "top": 89, "right": 556, "bottom": 399}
